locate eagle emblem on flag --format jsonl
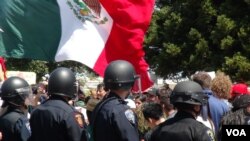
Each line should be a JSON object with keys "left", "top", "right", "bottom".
{"left": 67, "top": 0, "right": 108, "bottom": 24}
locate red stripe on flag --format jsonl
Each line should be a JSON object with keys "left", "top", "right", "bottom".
{"left": 0, "top": 57, "right": 7, "bottom": 80}
{"left": 93, "top": 0, "right": 155, "bottom": 92}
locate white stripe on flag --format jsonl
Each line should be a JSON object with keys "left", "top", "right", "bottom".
{"left": 55, "top": 0, "right": 113, "bottom": 68}
{"left": 0, "top": 28, "right": 3, "bottom": 32}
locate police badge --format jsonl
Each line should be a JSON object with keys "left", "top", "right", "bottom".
{"left": 124, "top": 109, "right": 136, "bottom": 125}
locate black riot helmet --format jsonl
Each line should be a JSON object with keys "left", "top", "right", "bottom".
{"left": 0, "top": 76, "right": 31, "bottom": 106}
{"left": 104, "top": 60, "right": 138, "bottom": 90}
{"left": 232, "top": 94, "right": 250, "bottom": 111}
{"left": 48, "top": 67, "right": 77, "bottom": 99}
{"left": 170, "top": 81, "right": 208, "bottom": 106}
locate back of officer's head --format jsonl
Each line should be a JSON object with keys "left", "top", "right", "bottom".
{"left": 170, "top": 81, "right": 208, "bottom": 110}
{"left": 48, "top": 67, "right": 77, "bottom": 99}
{"left": 232, "top": 94, "right": 250, "bottom": 111}
{"left": 0, "top": 76, "right": 31, "bottom": 107}
{"left": 142, "top": 102, "right": 164, "bottom": 121}
{"left": 104, "top": 60, "right": 138, "bottom": 91}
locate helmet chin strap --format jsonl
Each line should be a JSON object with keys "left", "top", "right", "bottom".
{"left": 8, "top": 101, "right": 29, "bottom": 114}
{"left": 8, "top": 101, "right": 22, "bottom": 107}
{"left": 200, "top": 105, "right": 208, "bottom": 120}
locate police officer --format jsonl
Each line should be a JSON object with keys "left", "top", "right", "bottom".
{"left": 218, "top": 94, "right": 250, "bottom": 140}
{"left": 91, "top": 60, "right": 139, "bottom": 141}
{"left": 150, "top": 81, "right": 215, "bottom": 141}
{"left": 220, "top": 94, "right": 250, "bottom": 125}
{"left": 29, "top": 67, "right": 87, "bottom": 141}
{"left": 0, "top": 76, "right": 32, "bottom": 141}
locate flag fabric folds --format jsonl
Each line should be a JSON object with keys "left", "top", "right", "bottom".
{"left": 0, "top": 0, "right": 154, "bottom": 91}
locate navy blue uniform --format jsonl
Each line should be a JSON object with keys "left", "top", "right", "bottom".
{"left": 150, "top": 111, "right": 215, "bottom": 141}
{"left": 92, "top": 92, "right": 139, "bottom": 141}
{"left": 29, "top": 97, "right": 86, "bottom": 141}
{"left": 0, "top": 108, "right": 31, "bottom": 141}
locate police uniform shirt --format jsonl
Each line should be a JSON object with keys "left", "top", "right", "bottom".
{"left": 29, "top": 97, "right": 86, "bottom": 141}
{"left": 245, "top": 116, "right": 250, "bottom": 125}
{"left": 93, "top": 92, "right": 139, "bottom": 141}
{"left": 150, "top": 111, "right": 215, "bottom": 141}
{"left": 0, "top": 108, "right": 31, "bottom": 141}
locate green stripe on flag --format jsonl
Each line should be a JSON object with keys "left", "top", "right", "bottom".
{"left": 0, "top": 0, "right": 61, "bottom": 61}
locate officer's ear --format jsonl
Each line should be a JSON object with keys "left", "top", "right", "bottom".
{"left": 146, "top": 118, "right": 153, "bottom": 124}
{"left": 146, "top": 118, "right": 156, "bottom": 128}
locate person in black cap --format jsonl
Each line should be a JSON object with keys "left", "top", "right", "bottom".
{"left": 220, "top": 94, "right": 250, "bottom": 125}
{"left": 150, "top": 81, "right": 215, "bottom": 141}
{"left": 144, "top": 88, "right": 160, "bottom": 103}
{"left": 218, "top": 94, "right": 250, "bottom": 140}
{"left": 0, "top": 76, "right": 32, "bottom": 141}
{"left": 29, "top": 67, "right": 87, "bottom": 141}
{"left": 91, "top": 60, "right": 140, "bottom": 141}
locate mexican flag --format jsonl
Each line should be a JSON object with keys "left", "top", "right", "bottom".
{"left": 0, "top": 0, "right": 154, "bottom": 91}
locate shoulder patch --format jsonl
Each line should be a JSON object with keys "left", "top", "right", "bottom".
{"left": 206, "top": 129, "right": 215, "bottom": 141}
{"left": 75, "top": 113, "right": 84, "bottom": 128}
{"left": 245, "top": 117, "right": 250, "bottom": 125}
{"left": 124, "top": 109, "right": 136, "bottom": 125}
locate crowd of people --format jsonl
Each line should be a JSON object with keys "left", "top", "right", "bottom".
{"left": 0, "top": 60, "right": 250, "bottom": 141}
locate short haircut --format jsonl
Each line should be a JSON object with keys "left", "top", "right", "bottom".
{"left": 142, "top": 102, "right": 164, "bottom": 121}
{"left": 97, "top": 83, "right": 105, "bottom": 90}
{"left": 159, "top": 95, "right": 174, "bottom": 112}
{"left": 192, "top": 71, "right": 212, "bottom": 89}
{"left": 135, "top": 95, "right": 147, "bottom": 103}
{"left": 97, "top": 83, "right": 108, "bottom": 91}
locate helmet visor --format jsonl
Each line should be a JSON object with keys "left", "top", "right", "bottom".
{"left": 15, "top": 86, "right": 35, "bottom": 105}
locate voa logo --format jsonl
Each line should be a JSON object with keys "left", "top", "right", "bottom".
{"left": 226, "top": 129, "right": 246, "bottom": 136}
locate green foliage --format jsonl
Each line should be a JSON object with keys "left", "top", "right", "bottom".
{"left": 164, "top": 43, "right": 181, "bottom": 56}
{"left": 210, "top": 15, "right": 236, "bottom": 45}
{"left": 220, "top": 35, "right": 234, "bottom": 50}
{"left": 223, "top": 53, "right": 250, "bottom": 82}
{"left": 145, "top": 0, "right": 250, "bottom": 81}
{"left": 238, "top": 26, "right": 250, "bottom": 51}
{"left": 6, "top": 58, "right": 49, "bottom": 82}
{"left": 5, "top": 58, "right": 95, "bottom": 83}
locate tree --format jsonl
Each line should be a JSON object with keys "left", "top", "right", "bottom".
{"left": 6, "top": 58, "right": 49, "bottom": 82}
{"left": 145, "top": 0, "right": 250, "bottom": 82}
{"left": 5, "top": 58, "right": 96, "bottom": 83}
